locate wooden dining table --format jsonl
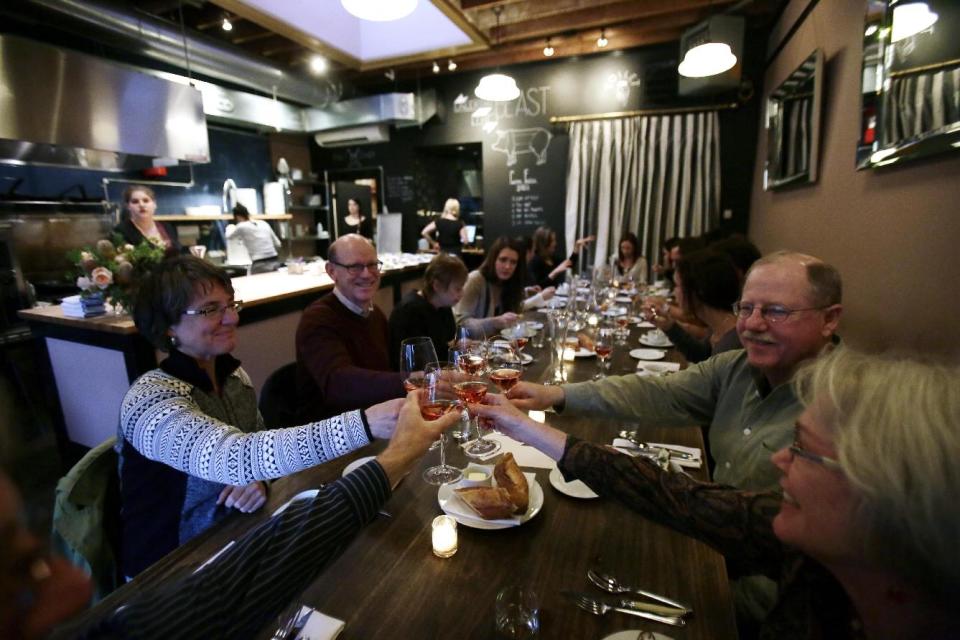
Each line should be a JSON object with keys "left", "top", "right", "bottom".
{"left": 70, "top": 308, "right": 738, "bottom": 639}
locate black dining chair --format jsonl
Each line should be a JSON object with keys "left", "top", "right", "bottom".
{"left": 258, "top": 362, "right": 299, "bottom": 428}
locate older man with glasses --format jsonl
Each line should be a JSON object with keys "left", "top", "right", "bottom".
{"left": 296, "top": 234, "right": 405, "bottom": 421}
{"left": 508, "top": 250, "right": 842, "bottom": 491}
{"left": 503, "top": 250, "right": 842, "bottom": 628}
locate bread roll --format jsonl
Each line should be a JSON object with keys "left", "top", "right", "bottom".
{"left": 455, "top": 487, "right": 516, "bottom": 520}
{"left": 494, "top": 452, "right": 529, "bottom": 513}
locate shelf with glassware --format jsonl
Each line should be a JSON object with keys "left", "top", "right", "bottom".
{"left": 288, "top": 178, "right": 331, "bottom": 258}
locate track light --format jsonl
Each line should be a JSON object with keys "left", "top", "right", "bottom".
{"left": 597, "top": 29, "right": 608, "bottom": 48}
{"left": 543, "top": 38, "right": 554, "bottom": 57}
{"left": 222, "top": 17, "right": 233, "bottom": 31}
{"left": 432, "top": 61, "right": 440, "bottom": 73}
{"left": 448, "top": 59, "right": 457, "bottom": 72}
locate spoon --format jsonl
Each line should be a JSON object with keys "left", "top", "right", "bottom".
{"left": 587, "top": 568, "right": 693, "bottom": 613}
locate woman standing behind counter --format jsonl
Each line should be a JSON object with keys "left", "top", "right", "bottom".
{"left": 421, "top": 198, "right": 469, "bottom": 256}
{"left": 113, "top": 185, "right": 180, "bottom": 256}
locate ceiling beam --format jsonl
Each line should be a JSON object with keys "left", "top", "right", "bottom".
{"left": 488, "top": 1, "right": 733, "bottom": 43}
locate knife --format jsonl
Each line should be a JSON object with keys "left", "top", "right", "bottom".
{"left": 561, "top": 591, "right": 689, "bottom": 617}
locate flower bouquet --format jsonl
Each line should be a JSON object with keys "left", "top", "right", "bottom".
{"left": 67, "top": 235, "right": 166, "bottom": 315}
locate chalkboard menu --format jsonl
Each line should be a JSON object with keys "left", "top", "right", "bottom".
{"left": 386, "top": 174, "right": 415, "bottom": 206}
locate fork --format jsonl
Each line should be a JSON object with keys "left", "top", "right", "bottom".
{"left": 587, "top": 568, "right": 692, "bottom": 613}
{"left": 572, "top": 594, "right": 686, "bottom": 627}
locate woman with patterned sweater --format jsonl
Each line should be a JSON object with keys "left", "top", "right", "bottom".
{"left": 118, "top": 256, "right": 403, "bottom": 577}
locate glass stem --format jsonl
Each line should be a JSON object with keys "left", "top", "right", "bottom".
{"left": 438, "top": 433, "right": 447, "bottom": 467}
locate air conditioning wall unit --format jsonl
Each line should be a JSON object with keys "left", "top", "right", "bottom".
{"left": 313, "top": 124, "right": 390, "bottom": 147}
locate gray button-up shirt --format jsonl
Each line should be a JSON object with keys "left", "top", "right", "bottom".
{"left": 561, "top": 349, "right": 798, "bottom": 490}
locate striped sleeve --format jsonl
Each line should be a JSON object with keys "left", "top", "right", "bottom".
{"left": 82, "top": 461, "right": 391, "bottom": 639}
{"left": 119, "top": 370, "right": 372, "bottom": 485}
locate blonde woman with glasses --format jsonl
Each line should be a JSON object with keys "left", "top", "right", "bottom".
{"left": 473, "top": 346, "right": 960, "bottom": 639}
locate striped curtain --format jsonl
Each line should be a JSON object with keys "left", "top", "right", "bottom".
{"left": 564, "top": 112, "right": 721, "bottom": 271}
{"left": 882, "top": 67, "right": 960, "bottom": 146}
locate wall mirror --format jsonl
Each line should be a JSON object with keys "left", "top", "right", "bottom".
{"left": 858, "top": 0, "right": 960, "bottom": 169}
{"left": 764, "top": 49, "right": 824, "bottom": 190}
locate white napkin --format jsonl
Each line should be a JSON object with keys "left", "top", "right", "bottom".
{"left": 459, "top": 433, "right": 556, "bottom": 469}
{"left": 611, "top": 438, "right": 702, "bottom": 469}
{"left": 635, "top": 361, "right": 681, "bottom": 377}
{"left": 292, "top": 605, "right": 345, "bottom": 640}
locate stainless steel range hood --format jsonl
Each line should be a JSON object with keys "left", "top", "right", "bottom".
{"left": 0, "top": 35, "right": 209, "bottom": 171}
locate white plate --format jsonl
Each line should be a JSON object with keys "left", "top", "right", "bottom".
{"left": 602, "top": 632, "right": 673, "bottom": 640}
{"left": 614, "top": 296, "right": 633, "bottom": 303}
{"left": 342, "top": 455, "right": 377, "bottom": 477}
{"left": 438, "top": 472, "right": 544, "bottom": 530}
{"left": 632, "top": 318, "right": 656, "bottom": 328}
{"left": 629, "top": 348, "right": 666, "bottom": 360}
{"left": 272, "top": 489, "right": 319, "bottom": 516}
{"left": 602, "top": 307, "right": 628, "bottom": 316}
{"left": 525, "top": 321, "right": 544, "bottom": 331}
{"left": 520, "top": 353, "right": 534, "bottom": 365}
{"left": 548, "top": 466, "right": 598, "bottom": 499}
{"left": 639, "top": 335, "right": 673, "bottom": 348}
{"left": 563, "top": 347, "right": 596, "bottom": 360}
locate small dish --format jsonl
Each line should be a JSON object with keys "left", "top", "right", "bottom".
{"left": 342, "top": 455, "right": 377, "bottom": 477}
{"left": 458, "top": 464, "right": 493, "bottom": 488}
{"left": 629, "top": 348, "right": 666, "bottom": 361}
{"left": 548, "top": 466, "right": 598, "bottom": 499}
{"left": 520, "top": 353, "right": 534, "bottom": 365}
{"left": 272, "top": 489, "right": 320, "bottom": 516}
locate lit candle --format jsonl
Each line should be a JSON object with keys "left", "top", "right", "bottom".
{"left": 431, "top": 515, "right": 458, "bottom": 558}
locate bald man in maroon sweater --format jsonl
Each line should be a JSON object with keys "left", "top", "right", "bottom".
{"left": 296, "top": 235, "right": 404, "bottom": 420}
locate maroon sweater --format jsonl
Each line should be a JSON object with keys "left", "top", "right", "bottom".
{"left": 296, "top": 293, "right": 404, "bottom": 420}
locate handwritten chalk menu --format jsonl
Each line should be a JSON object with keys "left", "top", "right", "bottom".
{"left": 509, "top": 195, "right": 543, "bottom": 226}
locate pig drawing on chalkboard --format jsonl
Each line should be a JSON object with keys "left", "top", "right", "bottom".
{"left": 490, "top": 128, "right": 552, "bottom": 166}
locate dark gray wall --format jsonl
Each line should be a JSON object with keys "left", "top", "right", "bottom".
{"left": 315, "top": 41, "right": 763, "bottom": 253}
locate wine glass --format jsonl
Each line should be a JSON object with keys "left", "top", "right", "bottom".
{"left": 454, "top": 324, "right": 485, "bottom": 353}
{"left": 400, "top": 337, "right": 438, "bottom": 393}
{"left": 486, "top": 337, "right": 523, "bottom": 393}
{"left": 420, "top": 361, "right": 463, "bottom": 485}
{"left": 611, "top": 305, "right": 630, "bottom": 344}
{"left": 593, "top": 326, "right": 614, "bottom": 380}
{"left": 450, "top": 348, "right": 489, "bottom": 443}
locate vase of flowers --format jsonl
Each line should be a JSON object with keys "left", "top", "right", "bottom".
{"left": 67, "top": 235, "right": 166, "bottom": 314}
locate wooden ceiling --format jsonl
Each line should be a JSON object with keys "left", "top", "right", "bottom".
{"left": 134, "top": 0, "right": 785, "bottom": 88}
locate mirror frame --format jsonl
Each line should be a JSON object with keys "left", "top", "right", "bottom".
{"left": 764, "top": 49, "right": 824, "bottom": 190}
{"left": 857, "top": 0, "right": 960, "bottom": 170}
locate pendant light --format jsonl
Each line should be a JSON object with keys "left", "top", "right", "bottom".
{"left": 474, "top": 7, "right": 520, "bottom": 102}
{"left": 341, "top": 0, "right": 417, "bottom": 22}
{"left": 678, "top": 41, "right": 737, "bottom": 78}
{"left": 891, "top": 2, "right": 938, "bottom": 43}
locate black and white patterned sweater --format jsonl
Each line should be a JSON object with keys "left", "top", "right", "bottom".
{"left": 116, "top": 349, "right": 372, "bottom": 576}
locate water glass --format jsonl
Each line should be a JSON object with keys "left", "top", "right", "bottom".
{"left": 495, "top": 586, "right": 539, "bottom": 639}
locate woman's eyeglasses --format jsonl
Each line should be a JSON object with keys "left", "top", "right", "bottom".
{"left": 762, "top": 427, "right": 843, "bottom": 472}
{"left": 183, "top": 301, "right": 243, "bottom": 319}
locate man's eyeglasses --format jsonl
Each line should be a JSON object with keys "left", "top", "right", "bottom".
{"left": 732, "top": 302, "right": 828, "bottom": 324}
{"left": 329, "top": 260, "right": 383, "bottom": 276}
{"left": 183, "top": 301, "right": 243, "bottom": 319}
